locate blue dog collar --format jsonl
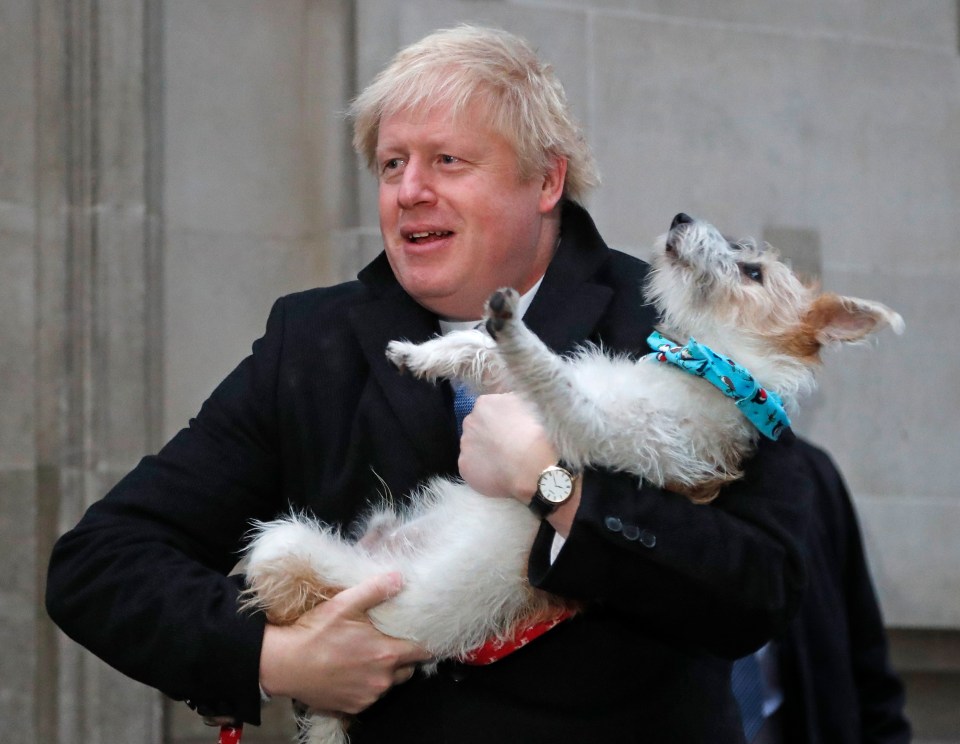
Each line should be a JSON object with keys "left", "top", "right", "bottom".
{"left": 645, "top": 330, "right": 791, "bottom": 440}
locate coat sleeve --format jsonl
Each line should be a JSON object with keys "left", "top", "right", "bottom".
{"left": 45, "top": 297, "right": 292, "bottom": 725}
{"left": 528, "top": 431, "right": 812, "bottom": 659}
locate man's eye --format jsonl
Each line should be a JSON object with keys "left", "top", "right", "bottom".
{"left": 381, "top": 158, "right": 404, "bottom": 173}
{"left": 439, "top": 154, "right": 460, "bottom": 165}
{"left": 739, "top": 263, "right": 763, "bottom": 284}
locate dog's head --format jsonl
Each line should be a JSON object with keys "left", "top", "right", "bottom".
{"left": 645, "top": 213, "right": 904, "bottom": 401}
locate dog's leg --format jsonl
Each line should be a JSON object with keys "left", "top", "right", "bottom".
{"left": 485, "top": 288, "right": 723, "bottom": 485}
{"left": 243, "top": 515, "right": 388, "bottom": 625}
{"left": 385, "top": 329, "right": 506, "bottom": 392}
{"left": 484, "top": 288, "right": 608, "bottom": 469}
{"left": 241, "top": 554, "right": 343, "bottom": 625}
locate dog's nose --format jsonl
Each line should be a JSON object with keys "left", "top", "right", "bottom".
{"left": 671, "top": 213, "right": 693, "bottom": 230}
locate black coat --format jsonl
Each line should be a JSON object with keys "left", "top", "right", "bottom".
{"left": 46, "top": 202, "right": 813, "bottom": 743}
{"left": 777, "top": 440, "right": 911, "bottom": 744}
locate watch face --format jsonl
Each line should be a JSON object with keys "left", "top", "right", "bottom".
{"left": 538, "top": 467, "right": 573, "bottom": 504}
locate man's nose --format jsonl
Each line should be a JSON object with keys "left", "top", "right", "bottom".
{"left": 397, "top": 161, "right": 436, "bottom": 208}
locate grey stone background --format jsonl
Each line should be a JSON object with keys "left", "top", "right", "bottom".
{"left": 2, "top": 0, "right": 958, "bottom": 741}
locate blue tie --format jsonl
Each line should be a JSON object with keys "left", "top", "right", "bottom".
{"left": 732, "top": 653, "right": 765, "bottom": 742}
{"left": 452, "top": 382, "right": 477, "bottom": 436}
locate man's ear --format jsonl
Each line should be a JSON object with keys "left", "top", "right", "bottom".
{"left": 538, "top": 156, "right": 567, "bottom": 214}
{"left": 807, "top": 293, "right": 904, "bottom": 345}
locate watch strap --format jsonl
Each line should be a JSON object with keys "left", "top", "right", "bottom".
{"left": 527, "top": 491, "right": 558, "bottom": 519}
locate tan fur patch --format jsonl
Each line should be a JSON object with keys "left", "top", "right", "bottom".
{"left": 242, "top": 556, "right": 344, "bottom": 625}
{"left": 773, "top": 322, "right": 823, "bottom": 363}
{"left": 667, "top": 472, "right": 740, "bottom": 504}
{"left": 771, "top": 294, "right": 839, "bottom": 362}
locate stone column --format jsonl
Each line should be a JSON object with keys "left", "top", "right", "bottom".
{"left": 3, "top": 0, "right": 165, "bottom": 741}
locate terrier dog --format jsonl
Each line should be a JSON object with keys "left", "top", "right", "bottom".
{"left": 241, "top": 213, "right": 903, "bottom": 744}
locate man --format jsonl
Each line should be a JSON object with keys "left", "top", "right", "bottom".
{"left": 46, "top": 26, "right": 812, "bottom": 742}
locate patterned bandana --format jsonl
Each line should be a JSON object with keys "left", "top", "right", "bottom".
{"left": 645, "top": 330, "right": 791, "bottom": 440}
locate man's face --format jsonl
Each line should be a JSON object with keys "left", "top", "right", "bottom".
{"left": 376, "top": 102, "right": 565, "bottom": 320}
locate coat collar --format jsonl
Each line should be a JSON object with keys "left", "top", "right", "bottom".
{"left": 524, "top": 201, "right": 614, "bottom": 352}
{"left": 349, "top": 201, "right": 615, "bottom": 469}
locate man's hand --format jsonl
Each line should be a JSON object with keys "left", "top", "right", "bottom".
{"left": 259, "top": 572, "right": 432, "bottom": 714}
{"left": 459, "top": 392, "right": 580, "bottom": 536}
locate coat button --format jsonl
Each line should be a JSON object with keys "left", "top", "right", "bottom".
{"left": 639, "top": 530, "right": 657, "bottom": 548}
{"left": 622, "top": 523, "right": 640, "bottom": 541}
{"left": 604, "top": 516, "right": 623, "bottom": 532}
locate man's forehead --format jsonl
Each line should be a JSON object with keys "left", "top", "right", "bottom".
{"left": 376, "top": 101, "right": 499, "bottom": 150}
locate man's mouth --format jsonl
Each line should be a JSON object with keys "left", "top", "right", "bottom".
{"left": 406, "top": 230, "right": 453, "bottom": 244}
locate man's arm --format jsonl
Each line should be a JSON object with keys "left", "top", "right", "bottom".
{"left": 459, "top": 392, "right": 811, "bottom": 660}
{"left": 46, "top": 296, "right": 428, "bottom": 723}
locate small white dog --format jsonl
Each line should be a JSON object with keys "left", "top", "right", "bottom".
{"left": 242, "top": 213, "right": 903, "bottom": 744}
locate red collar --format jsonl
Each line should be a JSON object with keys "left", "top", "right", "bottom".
{"left": 461, "top": 609, "right": 575, "bottom": 665}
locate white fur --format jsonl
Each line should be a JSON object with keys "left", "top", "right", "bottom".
{"left": 243, "top": 214, "right": 903, "bottom": 744}
{"left": 244, "top": 482, "right": 547, "bottom": 744}
{"left": 246, "top": 480, "right": 542, "bottom": 657}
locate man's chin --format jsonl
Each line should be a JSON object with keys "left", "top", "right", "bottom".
{"left": 406, "top": 284, "right": 485, "bottom": 322}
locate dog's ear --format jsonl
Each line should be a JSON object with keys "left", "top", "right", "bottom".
{"left": 806, "top": 293, "right": 904, "bottom": 345}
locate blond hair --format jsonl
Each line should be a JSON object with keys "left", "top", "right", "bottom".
{"left": 349, "top": 25, "right": 599, "bottom": 202}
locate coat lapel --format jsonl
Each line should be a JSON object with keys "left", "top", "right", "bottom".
{"left": 524, "top": 273, "right": 613, "bottom": 354}
{"left": 524, "top": 202, "right": 615, "bottom": 351}
{"left": 348, "top": 263, "right": 460, "bottom": 475}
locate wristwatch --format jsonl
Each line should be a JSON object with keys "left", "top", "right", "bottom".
{"left": 528, "top": 462, "right": 579, "bottom": 519}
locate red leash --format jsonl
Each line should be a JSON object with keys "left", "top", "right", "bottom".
{"left": 202, "top": 715, "right": 242, "bottom": 743}
{"left": 218, "top": 724, "right": 243, "bottom": 744}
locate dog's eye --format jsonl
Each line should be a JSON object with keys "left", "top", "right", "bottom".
{"left": 739, "top": 263, "right": 763, "bottom": 284}
{"left": 727, "top": 240, "right": 742, "bottom": 251}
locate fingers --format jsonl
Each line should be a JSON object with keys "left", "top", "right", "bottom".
{"left": 392, "top": 664, "right": 417, "bottom": 686}
{"left": 259, "top": 571, "right": 433, "bottom": 714}
{"left": 460, "top": 393, "right": 557, "bottom": 500}
{"left": 312, "top": 573, "right": 432, "bottom": 665}
{"left": 262, "top": 617, "right": 419, "bottom": 711}
{"left": 326, "top": 573, "right": 434, "bottom": 667}
{"left": 331, "top": 572, "right": 403, "bottom": 616}
{"left": 394, "top": 638, "right": 434, "bottom": 666}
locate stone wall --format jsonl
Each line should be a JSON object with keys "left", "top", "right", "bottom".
{"left": 3, "top": 1, "right": 957, "bottom": 741}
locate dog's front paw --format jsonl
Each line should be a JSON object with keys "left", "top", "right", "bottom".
{"left": 484, "top": 288, "right": 520, "bottom": 339}
{"left": 386, "top": 339, "right": 444, "bottom": 380}
{"left": 385, "top": 340, "right": 418, "bottom": 374}
{"left": 386, "top": 331, "right": 499, "bottom": 389}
